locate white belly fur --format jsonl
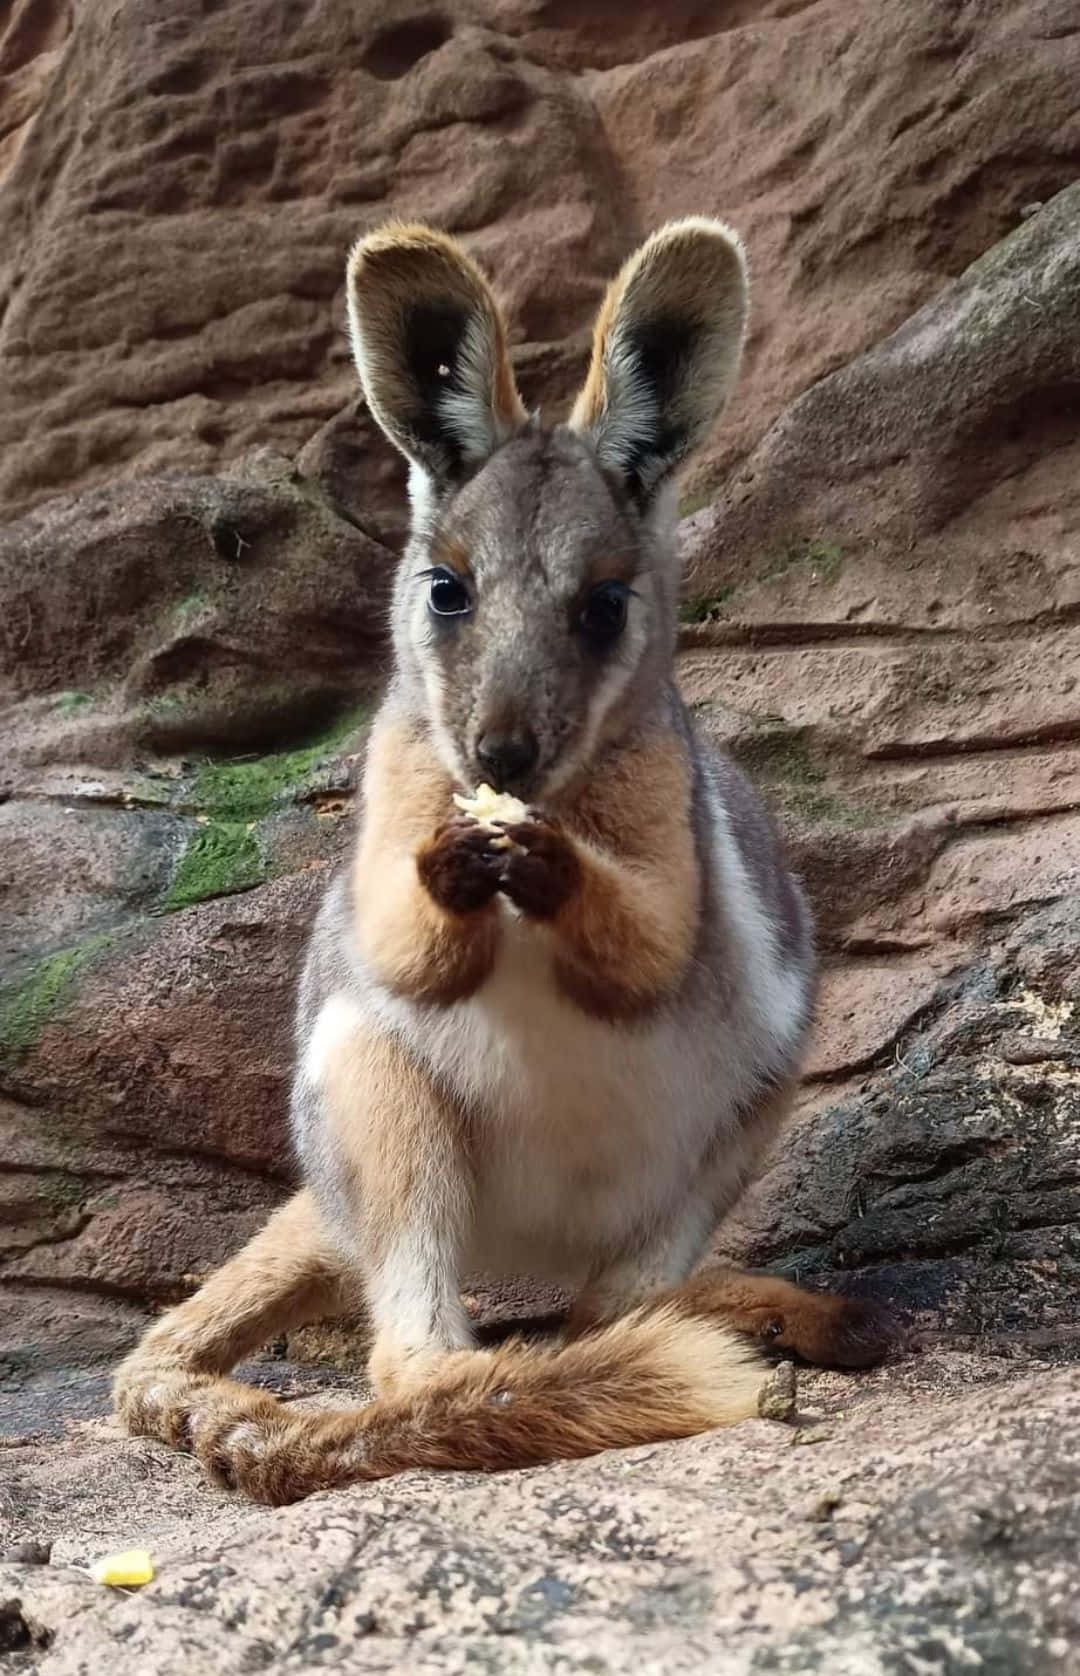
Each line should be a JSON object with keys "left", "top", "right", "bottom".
{"left": 310, "top": 788, "right": 809, "bottom": 1287}
{"left": 361, "top": 907, "right": 756, "bottom": 1283}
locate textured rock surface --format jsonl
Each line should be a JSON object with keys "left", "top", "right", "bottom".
{"left": 2, "top": 3, "right": 1080, "bottom": 1669}
{"left": 1, "top": 1351, "right": 1078, "bottom": 1673}
{"left": 1, "top": 448, "right": 388, "bottom": 744}
{"left": 3, "top": 0, "right": 1080, "bottom": 523}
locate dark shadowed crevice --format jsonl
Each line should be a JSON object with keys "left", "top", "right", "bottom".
{"left": 361, "top": 15, "right": 451, "bottom": 80}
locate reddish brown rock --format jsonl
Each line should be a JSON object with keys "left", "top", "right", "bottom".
{"left": 1, "top": 1351, "right": 1078, "bottom": 1674}
{"left": 682, "top": 178, "right": 1080, "bottom": 616}
{"left": 4, "top": 2, "right": 1080, "bottom": 524}
{"left": 0, "top": 451, "right": 388, "bottom": 752}
{"left": 0, "top": 0, "right": 72, "bottom": 180}
{"left": 0, "top": 13, "right": 1078, "bottom": 1623}
{"left": 0, "top": 0, "right": 630, "bottom": 522}
{"left": 803, "top": 955, "right": 946, "bottom": 1081}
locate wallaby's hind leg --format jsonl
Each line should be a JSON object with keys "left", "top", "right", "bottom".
{"left": 665, "top": 1079, "right": 893, "bottom": 1368}
{"left": 115, "top": 1188, "right": 360, "bottom": 1452}
{"left": 571, "top": 1252, "right": 890, "bottom": 1369}
{"left": 569, "top": 1079, "right": 801, "bottom": 1336}
{"left": 571, "top": 1259, "right": 890, "bottom": 1370}
{"left": 569, "top": 1076, "right": 892, "bottom": 1368}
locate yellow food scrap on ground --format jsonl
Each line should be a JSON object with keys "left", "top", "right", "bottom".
{"left": 90, "top": 1549, "right": 155, "bottom": 1588}
{"left": 452, "top": 783, "right": 528, "bottom": 826}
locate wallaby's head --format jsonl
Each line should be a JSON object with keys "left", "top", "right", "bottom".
{"left": 347, "top": 219, "right": 747, "bottom": 799}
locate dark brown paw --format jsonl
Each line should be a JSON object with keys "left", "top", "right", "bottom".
{"left": 768, "top": 1291, "right": 898, "bottom": 1369}
{"left": 815, "top": 1294, "right": 898, "bottom": 1369}
{"left": 499, "top": 818, "right": 581, "bottom": 919}
{"left": 417, "top": 817, "right": 503, "bottom": 914}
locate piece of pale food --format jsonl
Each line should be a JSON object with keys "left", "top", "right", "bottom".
{"left": 452, "top": 782, "right": 528, "bottom": 850}
{"left": 90, "top": 1549, "right": 155, "bottom": 1587}
{"left": 452, "top": 783, "right": 528, "bottom": 824}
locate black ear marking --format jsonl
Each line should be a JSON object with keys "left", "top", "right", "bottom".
{"left": 569, "top": 219, "right": 749, "bottom": 507}
{"left": 404, "top": 299, "right": 470, "bottom": 401}
{"left": 621, "top": 314, "right": 697, "bottom": 503}
{"left": 629, "top": 313, "right": 698, "bottom": 410}
{"left": 402, "top": 299, "right": 472, "bottom": 475}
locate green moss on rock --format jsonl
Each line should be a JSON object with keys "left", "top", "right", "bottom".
{"left": 57, "top": 691, "right": 94, "bottom": 717}
{"left": 734, "top": 728, "right": 880, "bottom": 827}
{"left": 164, "top": 821, "right": 266, "bottom": 911}
{"left": 186, "top": 705, "right": 367, "bottom": 821}
{"left": 0, "top": 935, "right": 112, "bottom": 1058}
{"left": 173, "top": 589, "right": 209, "bottom": 625}
{"left": 762, "top": 537, "right": 845, "bottom": 586}
{"left": 680, "top": 585, "right": 738, "bottom": 623}
{"left": 40, "top": 1172, "right": 88, "bottom": 1211}
{"left": 679, "top": 539, "right": 844, "bottom": 625}
{"left": 735, "top": 730, "right": 825, "bottom": 786}
{"left": 677, "top": 485, "right": 715, "bottom": 520}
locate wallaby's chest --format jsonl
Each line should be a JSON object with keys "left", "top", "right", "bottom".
{"left": 386, "top": 912, "right": 736, "bottom": 1278}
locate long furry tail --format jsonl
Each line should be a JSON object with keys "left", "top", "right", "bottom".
{"left": 116, "top": 1304, "right": 770, "bottom": 1505}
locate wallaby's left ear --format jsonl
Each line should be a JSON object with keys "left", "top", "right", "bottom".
{"left": 346, "top": 222, "right": 527, "bottom": 490}
{"left": 568, "top": 218, "right": 748, "bottom": 505}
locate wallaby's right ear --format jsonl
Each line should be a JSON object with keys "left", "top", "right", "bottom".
{"left": 346, "top": 223, "right": 527, "bottom": 494}
{"left": 569, "top": 218, "right": 749, "bottom": 507}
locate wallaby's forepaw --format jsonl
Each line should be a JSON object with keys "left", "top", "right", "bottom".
{"left": 499, "top": 818, "right": 581, "bottom": 918}
{"left": 417, "top": 816, "right": 503, "bottom": 913}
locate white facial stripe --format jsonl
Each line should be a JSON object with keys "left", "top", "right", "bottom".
{"left": 414, "top": 614, "right": 471, "bottom": 787}
{"left": 544, "top": 589, "right": 650, "bottom": 796}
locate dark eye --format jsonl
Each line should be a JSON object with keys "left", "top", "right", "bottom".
{"left": 428, "top": 567, "right": 472, "bottom": 618}
{"left": 580, "top": 581, "right": 630, "bottom": 647}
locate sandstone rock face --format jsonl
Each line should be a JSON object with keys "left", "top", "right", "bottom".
{"left": 1, "top": 1352, "right": 1078, "bottom": 1673}
{"left": 3, "top": 1, "right": 1079, "bottom": 523}
{"left": 2, "top": 2, "right": 1079, "bottom": 1669}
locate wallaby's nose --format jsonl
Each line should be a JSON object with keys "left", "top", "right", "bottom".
{"left": 476, "top": 728, "right": 539, "bottom": 791}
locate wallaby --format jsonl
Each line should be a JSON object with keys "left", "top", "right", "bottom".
{"left": 115, "top": 218, "right": 889, "bottom": 1505}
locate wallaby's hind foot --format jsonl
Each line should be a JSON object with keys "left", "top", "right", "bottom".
{"left": 669, "top": 1268, "right": 896, "bottom": 1369}
{"left": 118, "top": 1363, "right": 340, "bottom": 1504}
{"left": 123, "top": 1307, "right": 773, "bottom": 1507}
{"left": 117, "top": 1367, "right": 277, "bottom": 1455}
{"left": 114, "top": 1189, "right": 358, "bottom": 1444}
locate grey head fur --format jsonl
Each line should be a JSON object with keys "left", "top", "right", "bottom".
{"left": 345, "top": 217, "right": 749, "bottom": 800}
{"left": 390, "top": 425, "right": 681, "bottom": 802}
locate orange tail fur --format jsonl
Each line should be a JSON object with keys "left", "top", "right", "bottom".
{"left": 118, "top": 1304, "right": 769, "bottom": 1505}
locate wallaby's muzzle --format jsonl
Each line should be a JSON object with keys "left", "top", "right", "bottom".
{"left": 475, "top": 726, "right": 539, "bottom": 793}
